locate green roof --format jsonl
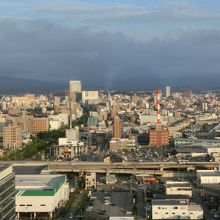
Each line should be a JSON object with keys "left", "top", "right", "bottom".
{"left": 16, "top": 175, "right": 66, "bottom": 197}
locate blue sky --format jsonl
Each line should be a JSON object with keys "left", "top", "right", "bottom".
{"left": 0, "top": 0, "right": 220, "bottom": 91}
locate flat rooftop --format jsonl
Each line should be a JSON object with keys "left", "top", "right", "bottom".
{"left": 152, "top": 199, "right": 188, "bottom": 206}
{"left": 198, "top": 172, "right": 220, "bottom": 177}
{"left": 16, "top": 174, "right": 66, "bottom": 196}
{"left": 152, "top": 199, "right": 201, "bottom": 210}
{"left": 176, "top": 147, "right": 207, "bottom": 153}
{"left": 166, "top": 183, "right": 191, "bottom": 188}
{"left": 13, "top": 165, "right": 47, "bottom": 175}
{"left": 153, "top": 194, "right": 190, "bottom": 200}
{"left": 197, "top": 170, "right": 220, "bottom": 177}
{"left": 0, "top": 164, "right": 11, "bottom": 172}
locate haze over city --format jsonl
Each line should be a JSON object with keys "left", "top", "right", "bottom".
{"left": 1, "top": 0, "right": 220, "bottom": 92}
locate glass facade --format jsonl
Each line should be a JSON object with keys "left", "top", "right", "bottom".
{"left": 0, "top": 166, "right": 15, "bottom": 220}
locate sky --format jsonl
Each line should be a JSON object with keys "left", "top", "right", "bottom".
{"left": 0, "top": 0, "right": 220, "bottom": 91}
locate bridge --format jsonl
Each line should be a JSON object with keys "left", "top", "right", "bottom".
{"left": 1, "top": 161, "right": 219, "bottom": 177}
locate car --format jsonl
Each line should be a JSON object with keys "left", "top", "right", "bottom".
{"left": 214, "top": 213, "right": 220, "bottom": 218}
{"left": 69, "top": 214, "right": 74, "bottom": 219}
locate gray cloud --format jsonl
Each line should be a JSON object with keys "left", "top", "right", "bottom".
{"left": 39, "top": 3, "right": 144, "bottom": 16}
{"left": 0, "top": 19, "right": 220, "bottom": 91}
{"left": 39, "top": 3, "right": 220, "bottom": 24}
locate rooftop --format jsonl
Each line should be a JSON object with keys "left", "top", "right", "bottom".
{"left": 0, "top": 164, "right": 11, "bottom": 172}
{"left": 152, "top": 199, "right": 188, "bottom": 206}
{"left": 16, "top": 174, "right": 66, "bottom": 196}
{"left": 13, "top": 165, "right": 47, "bottom": 175}
{"left": 166, "top": 183, "right": 191, "bottom": 188}
{"left": 197, "top": 170, "right": 220, "bottom": 177}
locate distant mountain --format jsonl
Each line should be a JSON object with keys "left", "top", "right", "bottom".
{"left": 0, "top": 76, "right": 66, "bottom": 95}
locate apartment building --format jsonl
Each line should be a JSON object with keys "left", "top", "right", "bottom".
{"left": 149, "top": 128, "right": 169, "bottom": 147}
{"left": 3, "top": 125, "right": 22, "bottom": 149}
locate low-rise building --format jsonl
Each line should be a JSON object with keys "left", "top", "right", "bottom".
{"left": 175, "top": 147, "right": 208, "bottom": 158}
{"left": 197, "top": 170, "right": 220, "bottom": 184}
{"left": 51, "top": 141, "right": 87, "bottom": 159}
{"left": 85, "top": 172, "right": 96, "bottom": 189}
{"left": 16, "top": 174, "right": 69, "bottom": 219}
{"left": 166, "top": 181, "right": 192, "bottom": 197}
{"left": 174, "top": 138, "right": 220, "bottom": 147}
{"left": 110, "top": 138, "right": 136, "bottom": 151}
{"left": 152, "top": 199, "right": 203, "bottom": 220}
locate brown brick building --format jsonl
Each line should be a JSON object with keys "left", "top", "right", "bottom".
{"left": 3, "top": 125, "right": 22, "bottom": 149}
{"left": 29, "top": 118, "right": 49, "bottom": 135}
{"left": 113, "top": 116, "right": 123, "bottom": 138}
{"left": 149, "top": 128, "right": 169, "bottom": 147}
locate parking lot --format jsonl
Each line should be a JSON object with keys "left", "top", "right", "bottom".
{"left": 84, "top": 188, "right": 134, "bottom": 220}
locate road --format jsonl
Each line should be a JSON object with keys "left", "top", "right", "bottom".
{"left": 64, "top": 191, "right": 85, "bottom": 220}
{"left": 136, "top": 190, "right": 145, "bottom": 220}
{"left": 190, "top": 181, "right": 214, "bottom": 220}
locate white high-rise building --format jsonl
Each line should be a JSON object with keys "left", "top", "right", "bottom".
{"left": 69, "top": 80, "right": 82, "bottom": 96}
{"left": 166, "top": 86, "right": 171, "bottom": 98}
{"left": 69, "top": 80, "right": 82, "bottom": 103}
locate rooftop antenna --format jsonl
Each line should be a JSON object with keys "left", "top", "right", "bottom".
{"left": 156, "top": 89, "right": 161, "bottom": 128}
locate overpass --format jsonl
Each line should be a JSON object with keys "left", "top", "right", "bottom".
{"left": 1, "top": 161, "right": 219, "bottom": 177}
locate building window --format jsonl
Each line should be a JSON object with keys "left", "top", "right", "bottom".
{"left": 27, "top": 204, "right": 32, "bottom": 206}
{"left": 40, "top": 204, "right": 46, "bottom": 206}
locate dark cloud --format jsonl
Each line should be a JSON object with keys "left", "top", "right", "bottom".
{"left": 0, "top": 19, "right": 220, "bottom": 92}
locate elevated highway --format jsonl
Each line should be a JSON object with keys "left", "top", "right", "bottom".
{"left": 1, "top": 161, "right": 219, "bottom": 177}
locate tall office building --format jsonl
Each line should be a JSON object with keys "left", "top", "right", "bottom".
{"left": 0, "top": 164, "right": 16, "bottom": 220}
{"left": 113, "top": 116, "right": 123, "bottom": 138}
{"left": 69, "top": 80, "right": 82, "bottom": 102}
{"left": 3, "top": 125, "right": 22, "bottom": 149}
{"left": 166, "top": 86, "right": 171, "bottom": 98}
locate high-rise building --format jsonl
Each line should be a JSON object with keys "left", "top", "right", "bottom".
{"left": 166, "top": 86, "right": 171, "bottom": 98}
{"left": 149, "top": 128, "right": 169, "bottom": 147}
{"left": 113, "top": 116, "right": 123, "bottom": 138}
{"left": 82, "top": 91, "right": 99, "bottom": 104}
{"left": 69, "top": 80, "right": 82, "bottom": 102}
{"left": 0, "top": 164, "right": 16, "bottom": 219}
{"left": 3, "top": 125, "right": 22, "bottom": 149}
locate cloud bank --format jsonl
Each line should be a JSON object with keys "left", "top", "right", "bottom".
{"left": 0, "top": 18, "right": 220, "bottom": 91}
